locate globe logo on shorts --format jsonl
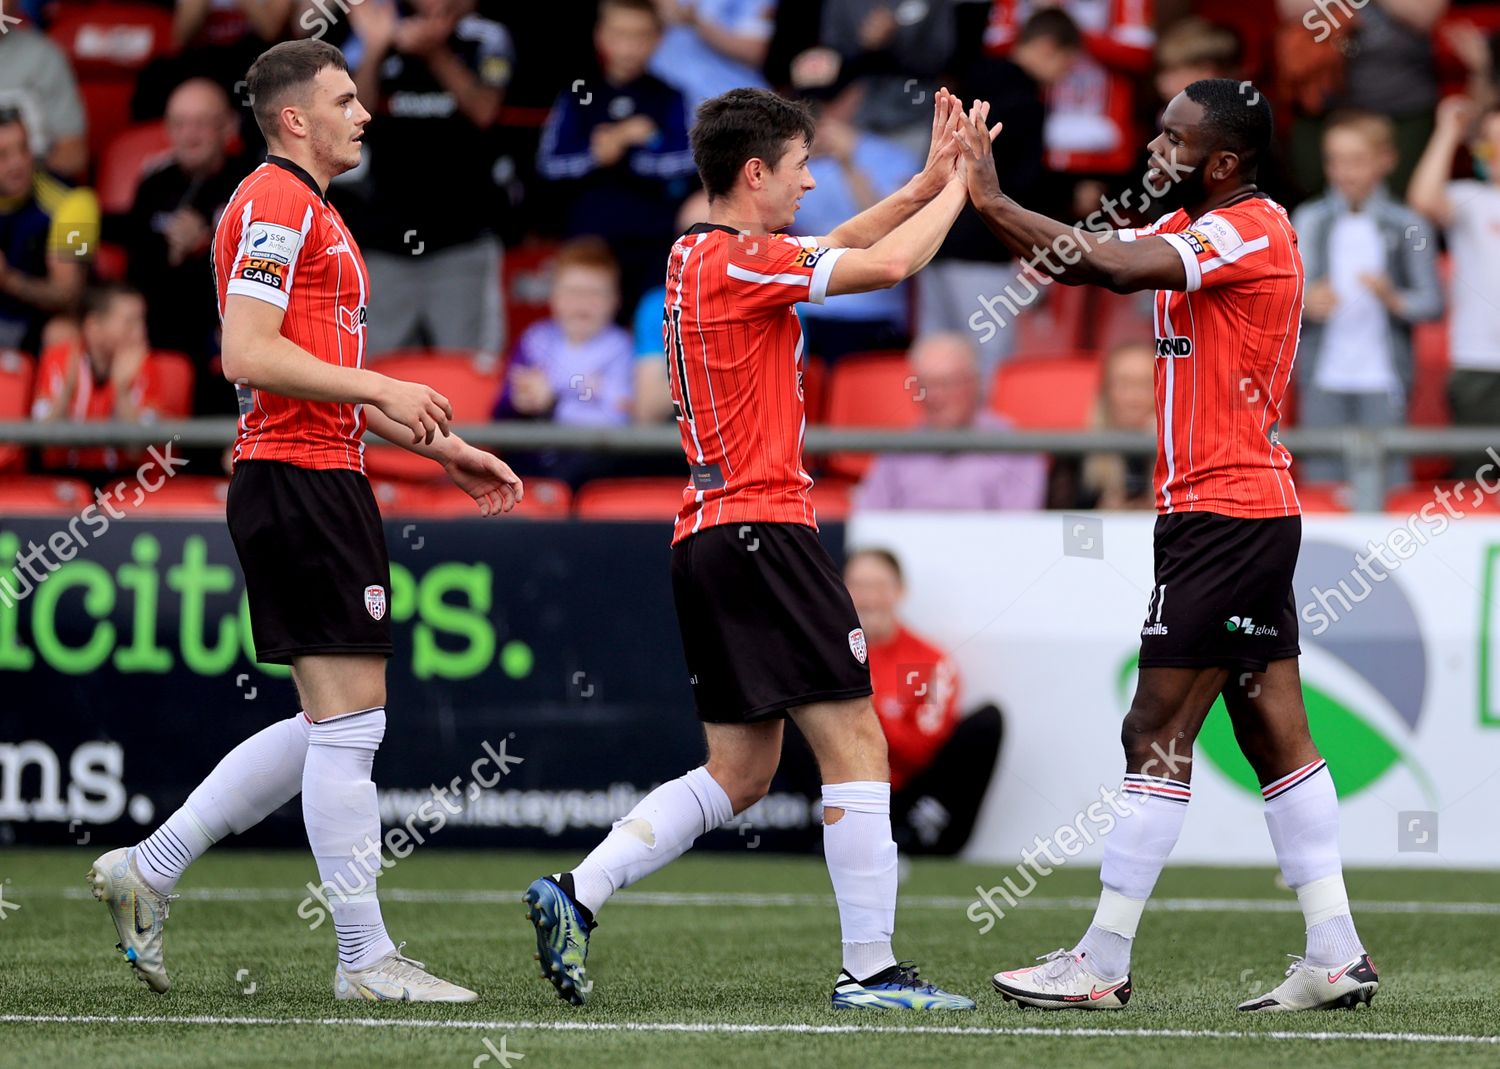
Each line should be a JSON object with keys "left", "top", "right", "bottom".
{"left": 364, "top": 585, "right": 387, "bottom": 621}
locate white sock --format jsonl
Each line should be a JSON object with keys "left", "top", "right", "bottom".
{"left": 1074, "top": 772, "right": 1191, "bottom": 980}
{"left": 1263, "top": 760, "right": 1365, "bottom": 966}
{"left": 134, "top": 712, "right": 312, "bottom": 895}
{"left": 822, "top": 781, "right": 898, "bottom": 981}
{"left": 303, "top": 707, "right": 395, "bottom": 970}
{"left": 571, "top": 765, "right": 733, "bottom": 915}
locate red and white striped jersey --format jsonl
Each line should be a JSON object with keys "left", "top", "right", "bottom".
{"left": 213, "top": 156, "right": 370, "bottom": 472}
{"left": 1119, "top": 195, "right": 1304, "bottom": 518}
{"left": 664, "top": 224, "right": 848, "bottom": 544}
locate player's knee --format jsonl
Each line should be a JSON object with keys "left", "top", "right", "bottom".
{"left": 1120, "top": 700, "right": 1182, "bottom": 768}
{"left": 722, "top": 771, "right": 773, "bottom": 814}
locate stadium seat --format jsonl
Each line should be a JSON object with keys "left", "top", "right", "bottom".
{"left": 0, "top": 477, "right": 93, "bottom": 515}
{"left": 1385, "top": 482, "right": 1500, "bottom": 517}
{"left": 120, "top": 476, "right": 229, "bottom": 518}
{"left": 48, "top": 4, "right": 178, "bottom": 163}
{"left": 0, "top": 350, "right": 35, "bottom": 474}
{"left": 1295, "top": 482, "right": 1351, "bottom": 513}
{"left": 502, "top": 241, "right": 562, "bottom": 343}
{"left": 574, "top": 477, "right": 687, "bottom": 520}
{"left": 991, "top": 354, "right": 1103, "bottom": 429}
{"left": 1012, "top": 277, "right": 1088, "bottom": 354}
{"left": 363, "top": 350, "right": 504, "bottom": 480}
{"left": 801, "top": 354, "right": 828, "bottom": 424}
{"left": 97, "top": 122, "right": 171, "bottom": 215}
{"left": 143, "top": 351, "right": 194, "bottom": 418}
{"left": 371, "top": 476, "right": 572, "bottom": 519}
{"left": 822, "top": 351, "right": 920, "bottom": 480}
{"left": 513, "top": 476, "right": 572, "bottom": 518}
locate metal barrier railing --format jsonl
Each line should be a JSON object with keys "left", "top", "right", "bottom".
{"left": 1, "top": 420, "right": 1497, "bottom": 512}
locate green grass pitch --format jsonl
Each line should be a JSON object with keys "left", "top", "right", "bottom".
{"left": 1, "top": 848, "right": 1496, "bottom": 1068}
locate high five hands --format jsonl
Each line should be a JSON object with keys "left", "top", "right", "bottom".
{"left": 947, "top": 96, "right": 1005, "bottom": 209}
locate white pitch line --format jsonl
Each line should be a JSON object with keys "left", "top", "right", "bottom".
{"left": 44, "top": 886, "right": 1500, "bottom": 915}
{"left": 0, "top": 1014, "right": 1496, "bottom": 1046}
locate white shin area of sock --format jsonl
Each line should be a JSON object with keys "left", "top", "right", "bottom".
{"left": 134, "top": 712, "right": 312, "bottom": 895}
{"left": 571, "top": 765, "right": 734, "bottom": 915}
{"left": 1263, "top": 762, "right": 1365, "bottom": 965}
{"left": 303, "top": 707, "right": 394, "bottom": 970}
{"left": 1075, "top": 775, "right": 1191, "bottom": 979}
{"left": 822, "top": 781, "right": 898, "bottom": 981}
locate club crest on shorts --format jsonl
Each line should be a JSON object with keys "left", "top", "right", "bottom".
{"left": 364, "top": 584, "right": 387, "bottom": 621}
{"left": 848, "top": 627, "right": 867, "bottom": 664}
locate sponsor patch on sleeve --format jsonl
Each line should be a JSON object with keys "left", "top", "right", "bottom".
{"left": 237, "top": 256, "right": 286, "bottom": 289}
{"left": 1184, "top": 214, "right": 1244, "bottom": 257}
{"left": 793, "top": 246, "right": 829, "bottom": 268}
{"left": 244, "top": 221, "right": 303, "bottom": 265}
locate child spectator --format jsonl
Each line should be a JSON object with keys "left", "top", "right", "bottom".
{"left": 31, "top": 283, "right": 156, "bottom": 477}
{"left": 538, "top": 0, "right": 697, "bottom": 312}
{"left": 1296, "top": 111, "right": 1442, "bottom": 486}
{"left": 492, "top": 238, "right": 633, "bottom": 486}
{"left": 1409, "top": 96, "right": 1500, "bottom": 480}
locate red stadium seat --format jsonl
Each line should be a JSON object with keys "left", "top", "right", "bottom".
{"left": 1295, "top": 482, "right": 1351, "bottom": 513}
{"left": 0, "top": 477, "right": 93, "bottom": 515}
{"left": 1385, "top": 482, "right": 1500, "bottom": 517}
{"left": 502, "top": 241, "right": 562, "bottom": 344}
{"left": 121, "top": 476, "right": 229, "bottom": 518}
{"left": 822, "top": 351, "right": 920, "bottom": 480}
{"left": 1012, "top": 278, "right": 1087, "bottom": 355}
{"left": 0, "top": 350, "right": 36, "bottom": 473}
{"left": 48, "top": 4, "right": 177, "bottom": 163}
{"left": 513, "top": 476, "right": 572, "bottom": 518}
{"left": 991, "top": 354, "right": 1103, "bottom": 429}
{"left": 574, "top": 477, "right": 687, "bottom": 520}
{"left": 801, "top": 354, "right": 828, "bottom": 424}
{"left": 371, "top": 476, "right": 571, "bottom": 519}
{"left": 97, "top": 122, "right": 172, "bottom": 215}
{"left": 363, "top": 350, "right": 504, "bottom": 480}
{"left": 143, "top": 351, "right": 194, "bottom": 418}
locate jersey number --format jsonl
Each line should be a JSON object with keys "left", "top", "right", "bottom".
{"left": 666, "top": 305, "right": 693, "bottom": 422}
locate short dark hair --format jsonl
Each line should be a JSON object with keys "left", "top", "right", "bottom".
{"left": 1018, "top": 8, "right": 1082, "bottom": 50}
{"left": 244, "top": 40, "right": 349, "bottom": 144}
{"left": 690, "top": 88, "right": 815, "bottom": 200}
{"left": 846, "top": 547, "right": 904, "bottom": 585}
{"left": 1183, "top": 77, "right": 1273, "bottom": 175}
{"left": 0, "top": 106, "right": 25, "bottom": 134}
{"left": 82, "top": 282, "right": 141, "bottom": 321}
{"left": 600, "top": 0, "right": 663, "bottom": 27}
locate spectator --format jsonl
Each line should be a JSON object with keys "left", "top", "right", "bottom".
{"left": 0, "top": 17, "right": 89, "bottom": 180}
{"left": 123, "top": 79, "right": 250, "bottom": 415}
{"left": 0, "top": 108, "right": 95, "bottom": 356}
{"left": 338, "top": 0, "right": 511, "bottom": 355}
{"left": 843, "top": 547, "right": 1003, "bottom": 854}
{"left": 917, "top": 8, "right": 1078, "bottom": 383}
{"left": 818, "top": 0, "right": 958, "bottom": 158}
{"left": 1409, "top": 95, "right": 1500, "bottom": 480}
{"left": 790, "top": 102, "right": 920, "bottom": 361}
{"left": 632, "top": 189, "right": 710, "bottom": 426}
{"left": 538, "top": 0, "right": 697, "bottom": 314}
{"left": 983, "top": 0, "right": 1155, "bottom": 212}
{"left": 649, "top": 0, "right": 777, "bottom": 114}
{"left": 855, "top": 333, "right": 1048, "bottom": 510}
{"left": 1153, "top": 16, "right": 1241, "bottom": 106}
{"left": 1072, "top": 342, "right": 1156, "bottom": 509}
{"left": 1294, "top": 111, "right": 1442, "bottom": 486}
{"left": 30, "top": 283, "right": 155, "bottom": 477}
{"left": 492, "top": 238, "right": 634, "bottom": 486}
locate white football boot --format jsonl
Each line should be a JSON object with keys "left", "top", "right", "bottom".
{"left": 334, "top": 943, "right": 478, "bottom": 1002}
{"left": 87, "top": 847, "right": 176, "bottom": 994}
{"left": 1238, "top": 954, "right": 1379, "bottom": 1012}
{"left": 991, "top": 948, "right": 1132, "bottom": 1009}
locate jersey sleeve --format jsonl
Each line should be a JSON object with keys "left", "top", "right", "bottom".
{"left": 724, "top": 234, "right": 849, "bottom": 315}
{"left": 223, "top": 191, "right": 314, "bottom": 311}
{"left": 1158, "top": 208, "right": 1277, "bottom": 293}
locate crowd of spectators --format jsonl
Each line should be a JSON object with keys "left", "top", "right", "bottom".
{"left": 2, "top": 0, "right": 1499, "bottom": 504}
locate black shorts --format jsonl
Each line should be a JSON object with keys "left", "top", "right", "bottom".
{"left": 227, "top": 460, "right": 393, "bottom": 665}
{"left": 671, "top": 523, "right": 873, "bottom": 723}
{"left": 1138, "top": 511, "right": 1302, "bottom": 673}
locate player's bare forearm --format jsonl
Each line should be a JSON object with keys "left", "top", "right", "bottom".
{"left": 364, "top": 405, "right": 461, "bottom": 463}
{"left": 428, "top": 49, "right": 501, "bottom": 127}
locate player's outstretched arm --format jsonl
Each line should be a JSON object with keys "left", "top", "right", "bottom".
{"left": 954, "top": 100, "right": 1188, "bottom": 294}
{"left": 823, "top": 174, "right": 968, "bottom": 296}
{"left": 221, "top": 293, "right": 453, "bottom": 444}
{"left": 820, "top": 88, "right": 964, "bottom": 250}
